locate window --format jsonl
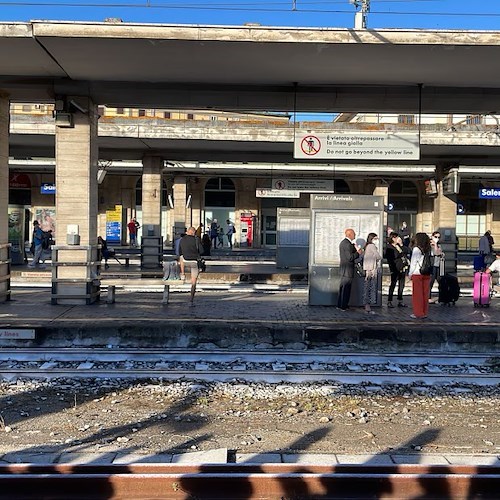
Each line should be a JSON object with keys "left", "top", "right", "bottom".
{"left": 466, "top": 114, "right": 482, "bottom": 125}
{"left": 164, "top": 112, "right": 171, "bottom": 119}
{"left": 398, "top": 114, "right": 415, "bottom": 124}
{"left": 116, "top": 107, "right": 125, "bottom": 115}
{"left": 187, "top": 113, "right": 194, "bottom": 120}
{"left": 138, "top": 109, "right": 146, "bottom": 117}
{"left": 388, "top": 180, "right": 418, "bottom": 211}
{"left": 204, "top": 177, "right": 235, "bottom": 207}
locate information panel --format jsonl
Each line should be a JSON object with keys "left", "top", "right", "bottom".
{"left": 308, "top": 194, "right": 384, "bottom": 306}
{"left": 278, "top": 217, "right": 309, "bottom": 246}
{"left": 105, "top": 205, "right": 122, "bottom": 244}
{"left": 276, "top": 208, "right": 310, "bottom": 268}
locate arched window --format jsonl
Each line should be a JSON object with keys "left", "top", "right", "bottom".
{"left": 388, "top": 180, "right": 418, "bottom": 212}
{"left": 205, "top": 177, "right": 235, "bottom": 207}
{"left": 335, "top": 179, "right": 350, "bottom": 193}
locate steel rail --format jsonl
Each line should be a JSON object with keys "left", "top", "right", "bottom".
{"left": 1, "top": 367, "right": 499, "bottom": 385}
{"left": 0, "top": 464, "right": 498, "bottom": 499}
{"left": 0, "top": 347, "right": 495, "bottom": 365}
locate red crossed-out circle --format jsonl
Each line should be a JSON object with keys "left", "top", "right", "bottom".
{"left": 300, "top": 135, "right": 321, "bottom": 155}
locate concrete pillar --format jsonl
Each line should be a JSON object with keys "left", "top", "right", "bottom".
{"left": 141, "top": 155, "right": 163, "bottom": 231}
{"left": 53, "top": 97, "right": 100, "bottom": 304}
{"left": 173, "top": 176, "right": 187, "bottom": 235}
{"left": 0, "top": 92, "right": 10, "bottom": 302}
{"left": 141, "top": 155, "right": 163, "bottom": 268}
{"left": 434, "top": 168, "right": 458, "bottom": 273}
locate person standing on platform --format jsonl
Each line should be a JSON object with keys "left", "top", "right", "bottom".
{"left": 408, "top": 232, "right": 432, "bottom": 319}
{"left": 28, "top": 220, "right": 45, "bottom": 269}
{"left": 195, "top": 224, "right": 203, "bottom": 239}
{"left": 429, "top": 230, "right": 444, "bottom": 304}
{"left": 362, "top": 232, "right": 382, "bottom": 315}
{"left": 128, "top": 217, "right": 140, "bottom": 247}
{"left": 479, "top": 230, "right": 494, "bottom": 256}
{"left": 337, "top": 228, "right": 363, "bottom": 311}
{"left": 226, "top": 220, "right": 235, "bottom": 249}
{"left": 400, "top": 221, "right": 411, "bottom": 248}
{"left": 210, "top": 219, "right": 219, "bottom": 249}
{"left": 179, "top": 227, "right": 204, "bottom": 306}
{"left": 385, "top": 232, "right": 409, "bottom": 309}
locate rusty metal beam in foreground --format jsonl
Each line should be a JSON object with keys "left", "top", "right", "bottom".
{"left": 0, "top": 464, "right": 498, "bottom": 499}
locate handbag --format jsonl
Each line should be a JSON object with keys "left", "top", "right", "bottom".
{"left": 355, "top": 261, "right": 366, "bottom": 277}
{"left": 197, "top": 258, "right": 206, "bottom": 273}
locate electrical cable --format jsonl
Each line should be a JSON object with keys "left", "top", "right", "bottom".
{"left": 0, "top": 0, "right": 498, "bottom": 19}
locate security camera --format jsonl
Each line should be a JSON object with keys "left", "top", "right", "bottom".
{"left": 70, "top": 99, "right": 88, "bottom": 114}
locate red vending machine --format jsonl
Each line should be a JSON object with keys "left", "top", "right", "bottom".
{"left": 240, "top": 213, "right": 254, "bottom": 247}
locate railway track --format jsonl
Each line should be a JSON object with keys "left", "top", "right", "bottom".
{"left": 0, "top": 348, "right": 498, "bottom": 385}
{"left": 0, "top": 463, "right": 499, "bottom": 499}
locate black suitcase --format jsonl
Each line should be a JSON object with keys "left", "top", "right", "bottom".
{"left": 438, "top": 274, "right": 460, "bottom": 305}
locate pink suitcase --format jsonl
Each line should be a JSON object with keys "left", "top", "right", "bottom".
{"left": 473, "top": 271, "right": 491, "bottom": 307}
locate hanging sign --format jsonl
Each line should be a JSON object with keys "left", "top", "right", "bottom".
{"left": 272, "top": 178, "right": 334, "bottom": 193}
{"left": 479, "top": 188, "right": 500, "bottom": 199}
{"left": 294, "top": 131, "right": 420, "bottom": 160}
{"left": 256, "top": 189, "right": 300, "bottom": 198}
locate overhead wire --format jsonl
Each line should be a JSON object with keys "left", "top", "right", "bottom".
{"left": 0, "top": 0, "right": 498, "bottom": 19}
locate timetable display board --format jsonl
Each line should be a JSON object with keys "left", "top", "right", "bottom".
{"left": 313, "top": 212, "right": 381, "bottom": 265}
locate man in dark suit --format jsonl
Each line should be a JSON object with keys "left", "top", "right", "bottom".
{"left": 338, "top": 228, "right": 363, "bottom": 310}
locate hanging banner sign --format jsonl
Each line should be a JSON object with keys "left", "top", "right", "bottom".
{"left": 294, "top": 131, "right": 420, "bottom": 160}
{"left": 272, "top": 178, "right": 334, "bottom": 193}
{"left": 256, "top": 189, "right": 300, "bottom": 198}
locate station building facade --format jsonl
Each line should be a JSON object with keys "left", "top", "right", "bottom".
{"left": 7, "top": 106, "right": 500, "bottom": 255}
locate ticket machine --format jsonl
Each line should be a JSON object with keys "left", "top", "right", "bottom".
{"left": 240, "top": 213, "right": 254, "bottom": 247}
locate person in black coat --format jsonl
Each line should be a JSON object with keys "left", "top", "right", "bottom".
{"left": 338, "top": 228, "right": 363, "bottom": 311}
{"left": 384, "top": 232, "right": 409, "bottom": 308}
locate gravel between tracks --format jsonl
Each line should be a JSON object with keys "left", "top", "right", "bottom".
{"left": 0, "top": 379, "right": 499, "bottom": 458}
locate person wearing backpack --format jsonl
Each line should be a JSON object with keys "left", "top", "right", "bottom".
{"left": 408, "top": 232, "right": 432, "bottom": 319}
{"left": 28, "top": 220, "right": 46, "bottom": 269}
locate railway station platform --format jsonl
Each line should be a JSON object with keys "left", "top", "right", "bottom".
{"left": 2, "top": 255, "right": 500, "bottom": 352}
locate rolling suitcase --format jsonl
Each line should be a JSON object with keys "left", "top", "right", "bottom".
{"left": 438, "top": 274, "right": 460, "bottom": 305}
{"left": 473, "top": 271, "right": 491, "bottom": 307}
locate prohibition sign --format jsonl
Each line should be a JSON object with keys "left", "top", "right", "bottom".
{"left": 301, "top": 135, "right": 321, "bottom": 156}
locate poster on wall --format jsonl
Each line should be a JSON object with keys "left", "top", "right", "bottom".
{"left": 8, "top": 206, "right": 25, "bottom": 265}
{"left": 35, "top": 208, "right": 56, "bottom": 233}
{"left": 106, "top": 205, "right": 122, "bottom": 244}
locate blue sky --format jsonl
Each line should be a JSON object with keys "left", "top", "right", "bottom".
{"left": 0, "top": 1, "right": 498, "bottom": 30}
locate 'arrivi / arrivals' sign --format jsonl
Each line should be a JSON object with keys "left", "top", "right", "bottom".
{"left": 294, "top": 131, "right": 420, "bottom": 160}
{"left": 479, "top": 188, "right": 500, "bottom": 199}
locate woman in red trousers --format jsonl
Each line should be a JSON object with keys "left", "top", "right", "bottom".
{"left": 408, "top": 232, "right": 432, "bottom": 319}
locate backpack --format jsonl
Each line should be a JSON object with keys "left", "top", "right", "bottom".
{"left": 41, "top": 232, "right": 51, "bottom": 250}
{"left": 420, "top": 251, "right": 433, "bottom": 275}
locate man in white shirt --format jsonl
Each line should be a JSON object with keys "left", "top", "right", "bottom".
{"left": 486, "top": 250, "right": 500, "bottom": 275}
